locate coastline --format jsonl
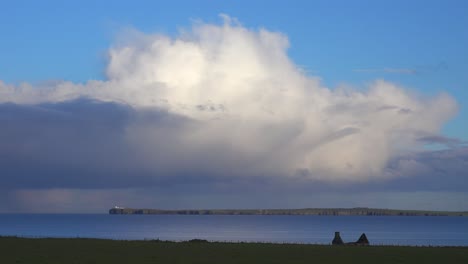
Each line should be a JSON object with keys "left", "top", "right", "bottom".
{"left": 109, "top": 207, "right": 468, "bottom": 216}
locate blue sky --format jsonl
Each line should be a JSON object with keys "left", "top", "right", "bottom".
{"left": 1, "top": 0, "right": 467, "bottom": 140}
{"left": 1, "top": 1, "right": 467, "bottom": 212}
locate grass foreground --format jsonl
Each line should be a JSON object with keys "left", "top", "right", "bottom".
{"left": 2, "top": 236, "right": 468, "bottom": 264}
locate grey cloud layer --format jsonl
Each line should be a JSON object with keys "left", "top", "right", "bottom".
{"left": 1, "top": 98, "right": 466, "bottom": 193}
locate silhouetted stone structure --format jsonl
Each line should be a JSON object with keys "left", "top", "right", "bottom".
{"left": 332, "top": 232, "right": 370, "bottom": 246}
{"left": 355, "top": 233, "right": 369, "bottom": 245}
{"left": 332, "top": 232, "right": 344, "bottom": 245}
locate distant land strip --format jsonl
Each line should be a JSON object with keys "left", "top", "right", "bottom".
{"left": 109, "top": 207, "right": 468, "bottom": 216}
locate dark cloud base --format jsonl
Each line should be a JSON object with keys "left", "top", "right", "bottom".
{"left": 1, "top": 99, "right": 467, "bottom": 192}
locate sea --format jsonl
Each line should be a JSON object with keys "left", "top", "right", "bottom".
{"left": 0, "top": 214, "right": 467, "bottom": 246}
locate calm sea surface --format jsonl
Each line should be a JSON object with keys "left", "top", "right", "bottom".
{"left": 0, "top": 214, "right": 467, "bottom": 246}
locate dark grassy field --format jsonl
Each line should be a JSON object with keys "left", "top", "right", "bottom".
{"left": 2, "top": 237, "right": 468, "bottom": 264}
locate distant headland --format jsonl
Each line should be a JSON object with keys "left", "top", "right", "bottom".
{"left": 109, "top": 207, "right": 468, "bottom": 216}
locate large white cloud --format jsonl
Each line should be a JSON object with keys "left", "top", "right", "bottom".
{"left": 0, "top": 15, "right": 458, "bottom": 181}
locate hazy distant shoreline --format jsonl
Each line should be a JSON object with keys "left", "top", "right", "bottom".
{"left": 109, "top": 207, "right": 468, "bottom": 216}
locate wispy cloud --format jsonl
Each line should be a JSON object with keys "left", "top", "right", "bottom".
{"left": 417, "top": 135, "right": 468, "bottom": 148}
{"left": 353, "top": 67, "right": 418, "bottom": 74}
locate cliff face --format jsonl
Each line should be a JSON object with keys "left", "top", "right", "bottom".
{"left": 109, "top": 208, "right": 136, "bottom": 214}
{"left": 108, "top": 208, "right": 468, "bottom": 216}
